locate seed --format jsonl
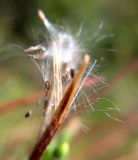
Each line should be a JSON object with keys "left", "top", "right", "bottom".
{"left": 70, "top": 69, "right": 75, "bottom": 79}
{"left": 45, "top": 81, "right": 50, "bottom": 90}
{"left": 25, "top": 110, "right": 32, "bottom": 118}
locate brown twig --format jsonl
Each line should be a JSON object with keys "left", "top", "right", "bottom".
{"left": 29, "top": 54, "right": 90, "bottom": 160}
{"left": 0, "top": 91, "right": 44, "bottom": 114}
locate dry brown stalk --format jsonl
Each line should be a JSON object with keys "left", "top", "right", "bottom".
{"left": 0, "top": 91, "right": 43, "bottom": 114}
{"left": 29, "top": 54, "right": 90, "bottom": 160}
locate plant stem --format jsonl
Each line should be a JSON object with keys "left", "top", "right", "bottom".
{"left": 29, "top": 54, "right": 90, "bottom": 160}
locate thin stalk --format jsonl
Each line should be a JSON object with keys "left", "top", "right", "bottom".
{"left": 29, "top": 54, "right": 90, "bottom": 160}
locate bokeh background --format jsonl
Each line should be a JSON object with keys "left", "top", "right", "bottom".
{"left": 0, "top": 0, "right": 138, "bottom": 160}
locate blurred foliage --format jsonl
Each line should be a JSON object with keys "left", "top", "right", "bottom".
{"left": 0, "top": 0, "right": 137, "bottom": 61}
{"left": 0, "top": 0, "right": 138, "bottom": 160}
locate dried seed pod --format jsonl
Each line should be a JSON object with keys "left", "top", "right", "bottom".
{"left": 32, "top": 53, "right": 46, "bottom": 61}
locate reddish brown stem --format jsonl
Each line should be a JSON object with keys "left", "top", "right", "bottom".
{"left": 0, "top": 91, "right": 43, "bottom": 114}
{"left": 29, "top": 54, "right": 90, "bottom": 160}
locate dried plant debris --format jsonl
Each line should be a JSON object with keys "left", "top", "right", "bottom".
{"left": 24, "top": 9, "right": 122, "bottom": 160}
{"left": 25, "top": 10, "right": 96, "bottom": 127}
{"left": 24, "top": 10, "right": 91, "bottom": 160}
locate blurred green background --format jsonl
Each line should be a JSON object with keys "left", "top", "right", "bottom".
{"left": 0, "top": 0, "right": 138, "bottom": 160}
